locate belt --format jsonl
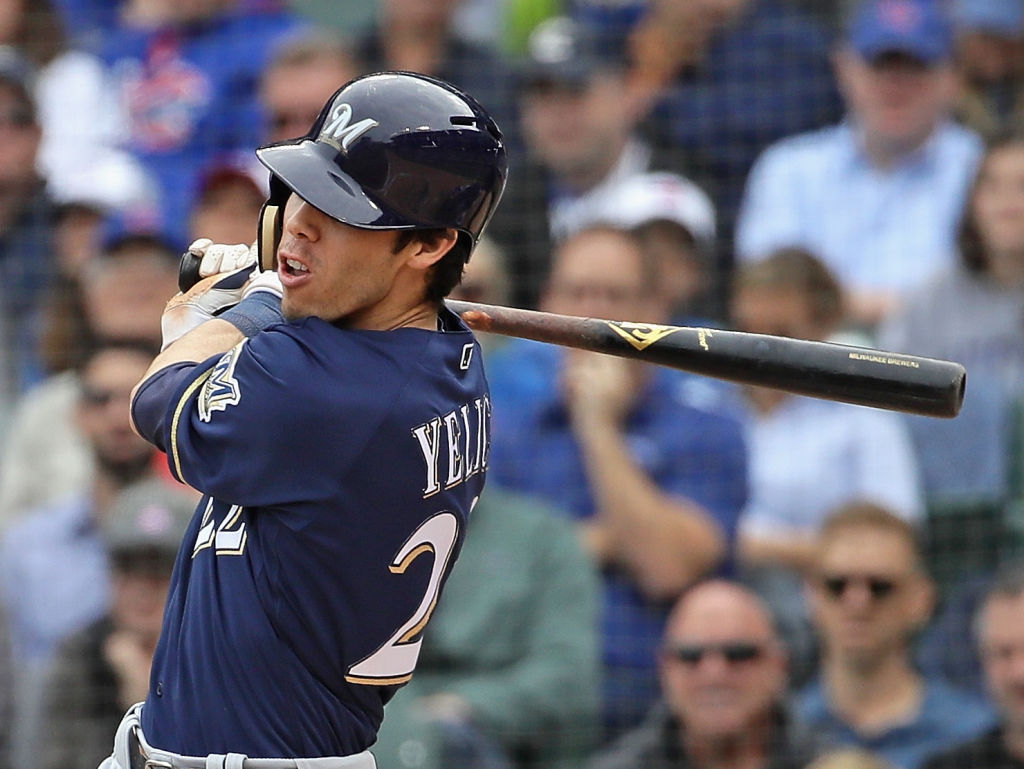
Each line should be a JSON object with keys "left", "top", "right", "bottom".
{"left": 128, "top": 728, "right": 165, "bottom": 769}
{"left": 127, "top": 725, "right": 377, "bottom": 769}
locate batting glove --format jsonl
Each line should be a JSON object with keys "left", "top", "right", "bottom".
{"left": 160, "top": 239, "right": 260, "bottom": 351}
{"left": 190, "top": 238, "right": 257, "bottom": 278}
{"left": 242, "top": 268, "right": 283, "bottom": 300}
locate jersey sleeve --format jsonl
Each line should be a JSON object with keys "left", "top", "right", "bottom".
{"left": 133, "top": 332, "right": 376, "bottom": 507}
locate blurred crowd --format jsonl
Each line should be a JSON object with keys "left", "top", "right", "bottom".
{"left": 1, "top": 0, "right": 1024, "bottom": 769}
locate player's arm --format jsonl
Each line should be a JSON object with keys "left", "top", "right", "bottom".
{"left": 130, "top": 241, "right": 283, "bottom": 444}
{"left": 137, "top": 319, "right": 244, "bottom": 385}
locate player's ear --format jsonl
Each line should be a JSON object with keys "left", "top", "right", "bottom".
{"left": 405, "top": 228, "right": 459, "bottom": 270}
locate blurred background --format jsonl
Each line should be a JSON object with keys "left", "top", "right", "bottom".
{"left": 2, "top": 2, "right": 1024, "bottom": 769}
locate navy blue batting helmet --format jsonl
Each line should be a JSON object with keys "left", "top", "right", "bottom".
{"left": 254, "top": 71, "right": 508, "bottom": 270}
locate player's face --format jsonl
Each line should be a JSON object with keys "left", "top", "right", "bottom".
{"left": 972, "top": 143, "right": 1024, "bottom": 260}
{"left": 808, "top": 527, "right": 933, "bottom": 665}
{"left": 979, "top": 592, "right": 1024, "bottom": 731}
{"left": 276, "top": 196, "right": 419, "bottom": 327}
{"left": 659, "top": 586, "right": 785, "bottom": 740}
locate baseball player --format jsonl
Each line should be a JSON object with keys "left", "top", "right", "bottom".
{"left": 104, "top": 72, "right": 507, "bottom": 769}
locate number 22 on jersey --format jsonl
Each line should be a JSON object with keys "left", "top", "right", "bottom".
{"left": 189, "top": 503, "right": 459, "bottom": 686}
{"left": 346, "top": 511, "right": 460, "bottom": 685}
{"left": 192, "top": 498, "right": 247, "bottom": 556}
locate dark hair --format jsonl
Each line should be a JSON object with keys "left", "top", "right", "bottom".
{"left": 983, "top": 560, "right": 1024, "bottom": 603}
{"left": 394, "top": 228, "right": 472, "bottom": 303}
{"left": 9, "top": 0, "right": 65, "bottom": 67}
{"left": 733, "top": 246, "right": 844, "bottom": 327}
{"left": 957, "top": 125, "right": 1024, "bottom": 273}
{"left": 974, "top": 560, "right": 1024, "bottom": 640}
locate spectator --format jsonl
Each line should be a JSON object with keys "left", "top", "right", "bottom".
{"left": 952, "top": 0, "right": 1024, "bottom": 138}
{"left": 282, "top": 0, "right": 375, "bottom": 41}
{"left": 485, "top": 16, "right": 678, "bottom": 309}
{"left": 52, "top": 200, "right": 110, "bottom": 281}
{"left": 0, "top": 48, "right": 60, "bottom": 390}
{"left": 95, "top": 0, "right": 307, "bottom": 246}
{"left": 371, "top": 487, "right": 601, "bottom": 769}
{"left": 0, "top": 229, "right": 179, "bottom": 530}
{"left": 0, "top": 0, "right": 156, "bottom": 215}
{"left": 807, "top": 750, "right": 899, "bottom": 769}
{"left": 734, "top": 249, "right": 923, "bottom": 570}
{"left": 41, "top": 477, "right": 196, "bottom": 769}
{"left": 922, "top": 562, "right": 1024, "bottom": 769}
{"left": 736, "top": 0, "right": 983, "bottom": 332}
{"left": 0, "top": 601, "right": 10, "bottom": 769}
{"left": 587, "top": 579, "right": 823, "bottom": 769}
{"left": 353, "top": 0, "right": 517, "bottom": 153}
{"left": 797, "top": 502, "right": 994, "bottom": 769}
{"left": 583, "top": 170, "right": 718, "bottom": 323}
{"left": 448, "top": 235, "right": 513, "bottom": 357}
{"left": 486, "top": 224, "right": 748, "bottom": 739}
{"left": 49, "top": 0, "right": 122, "bottom": 52}
{"left": 625, "top": 0, "right": 843, "bottom": 314}
{"left": 0, "top": 338, "right": 160, "bottom": 769}
{"left": 259, "top": 29, "right": 360, "bottom": 144}
{"left": 877, "top": 128, "right": 1024, "bottom": 546}
{"left": 188, "top": 160, "right": 267, "bottom": 246}
{"left": 731, "top": 248, "right": 923, "bottom": 684}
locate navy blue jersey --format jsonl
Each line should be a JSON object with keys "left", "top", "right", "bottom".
{"left": 130, "top": 308, "right": 489, "bottom": 757}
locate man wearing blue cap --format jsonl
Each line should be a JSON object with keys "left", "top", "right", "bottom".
{"left": 735, "top": 0, "right": 983, "bottom": 335}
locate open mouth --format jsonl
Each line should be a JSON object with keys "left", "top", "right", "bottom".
{"left": 282, "top": 257, "right": 309, "bottom": 277}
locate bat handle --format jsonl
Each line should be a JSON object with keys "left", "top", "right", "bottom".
{"left": 178, "top": 250, "right": 203, "bottom": 293}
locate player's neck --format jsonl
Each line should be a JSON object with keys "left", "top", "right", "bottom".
{"left": 336, "top": 296, "right": 440, "bottom": 331}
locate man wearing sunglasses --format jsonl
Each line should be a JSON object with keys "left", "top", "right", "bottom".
{"left": 0, "top": 338, "right": 161, "bottom": 768}
{"left": 797, "top": 502, "right": 994, "bottom": 769}
{"left": 923, "top": 561, "right": 1024, "bottom": 769}
{"left": 587, "top": 579, "right": 821, "bottom": 769}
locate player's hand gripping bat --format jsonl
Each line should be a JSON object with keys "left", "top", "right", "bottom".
{"left": 179, "top": 251, "right": 966, "bottom": 418}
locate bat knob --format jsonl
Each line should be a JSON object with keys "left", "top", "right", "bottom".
{"left": 178, "top": 250, "right": 203, "bottom": 293}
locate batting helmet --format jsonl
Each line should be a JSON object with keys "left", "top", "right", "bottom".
{"left": 254, "top": 71, "right": 508, "bottom": 271}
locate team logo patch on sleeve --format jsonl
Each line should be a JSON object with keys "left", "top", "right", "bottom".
{"left": 199, "top": 341, "right": 245, "bottom": 422}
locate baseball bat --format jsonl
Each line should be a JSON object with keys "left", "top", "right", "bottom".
{"left": 177, "top": 252, "right": 965, "bottom": 418}
{"left": 446, "top": 300, "right": 966, "bottom": 419}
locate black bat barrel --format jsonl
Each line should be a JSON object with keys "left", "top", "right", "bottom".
{"left": 446, "top": 301, "right": 966, "bottom": 419}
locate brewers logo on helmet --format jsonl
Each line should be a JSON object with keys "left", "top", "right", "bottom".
{"left": 254, "top": 71, "right": 509, "bottom": 271}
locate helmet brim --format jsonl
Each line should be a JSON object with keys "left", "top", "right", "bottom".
{"left": 256, "top": 140, "right": 417, "bottom": 230}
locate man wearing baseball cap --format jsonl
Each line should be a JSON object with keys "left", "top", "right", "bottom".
{"left": 583, "top": 171, "right": 718, "bottom": 323}
{"left": 736, "top": 0, "right": 983, "bottom": 333}
{"left": 42, "top": 477, "right": 197, "bottom": 769}
{"left": 487, "top": 16, "right": 686, "bottom": 311}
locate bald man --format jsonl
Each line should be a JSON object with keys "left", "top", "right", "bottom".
{"left": 588, "top": 579, "right": 822, "bottom": 769}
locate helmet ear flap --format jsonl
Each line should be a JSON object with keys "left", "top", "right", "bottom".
{"left": 257, "top": 200, "right": 282, "bottom": 272}
{"left": 257, "top": 176, "right": 289, "bottom": 272}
